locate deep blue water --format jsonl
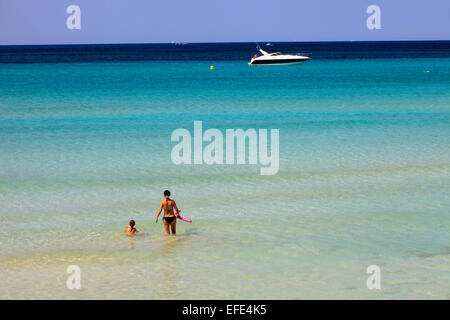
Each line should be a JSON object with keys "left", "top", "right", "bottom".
{"left": 1, "top": 41, "right": 450, "bottom": 63}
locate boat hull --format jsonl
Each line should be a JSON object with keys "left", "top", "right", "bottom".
{"left": 249, "top": 58, "right": 310, "bottom": 65}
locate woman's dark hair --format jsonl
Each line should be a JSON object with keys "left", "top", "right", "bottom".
{"left": 164, "top": 190, "right": 171, "bottom": 197}
{"left": 129, "top": 220, "right": 135, "bottom": 229}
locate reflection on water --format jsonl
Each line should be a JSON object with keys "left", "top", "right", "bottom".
{"left": 155, "top": 236, "right": 182, "bottom": 299}
{"left": 127, "top": 237, "right": 136, "bottom": 249}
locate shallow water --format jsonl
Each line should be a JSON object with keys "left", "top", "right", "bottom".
{"left": 0, "top": 43, "right": 449, "bottom": 299}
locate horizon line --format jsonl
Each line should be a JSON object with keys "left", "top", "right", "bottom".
{"left": 1, "top": 39, "right": 450, "bottom": 47}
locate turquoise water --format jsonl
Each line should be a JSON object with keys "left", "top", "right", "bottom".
{"left": 0, "top": 54, "right": 449, "bottom": 299}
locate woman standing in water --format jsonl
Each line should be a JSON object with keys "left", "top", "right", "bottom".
{"left": 155, "top": 190, "right": 181, "bottom": 235}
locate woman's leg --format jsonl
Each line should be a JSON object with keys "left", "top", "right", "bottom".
{"left": 162, "top": 219, "right": 170, "bottom": 235}
{"left": 170, "top": 219, "right": 176, "bottom": 235}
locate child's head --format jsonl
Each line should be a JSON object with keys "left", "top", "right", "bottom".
{"left": 129, "top": 220, "right": 135, "bottom": 228}
{"left": 163, "top": 190, "right": 171, "bottom": 199}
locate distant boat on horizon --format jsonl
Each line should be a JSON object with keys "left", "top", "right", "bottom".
{"left": 170, "top": 41, "right": 189, "bottom": 45}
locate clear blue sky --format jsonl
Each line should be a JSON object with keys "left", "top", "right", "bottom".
{"left": 1, "top": 0, "right": 449, "bottom": 45}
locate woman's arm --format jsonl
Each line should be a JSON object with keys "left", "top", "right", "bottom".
{"left": 155, "top": 201, "right": 163, "bottom": 223}
{"left": 173, "top": 201, "right": 181, "bottom": 218}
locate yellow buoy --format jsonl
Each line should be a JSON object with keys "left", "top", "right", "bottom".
{"left": 210, "top": 65, "right": 214, "bottom": 70}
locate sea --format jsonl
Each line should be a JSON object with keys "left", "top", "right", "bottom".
{"left": 0, "top": 41, "right": 449, "bottom": 299}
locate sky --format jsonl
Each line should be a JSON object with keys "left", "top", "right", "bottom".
{"left": 1, "top": 0, "right": 449, "bottom": 45}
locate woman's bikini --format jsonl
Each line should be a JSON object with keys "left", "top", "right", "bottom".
{"left": 163, "top": 199, "right": 175, "bottom": 223}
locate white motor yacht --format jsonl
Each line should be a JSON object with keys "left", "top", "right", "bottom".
{"left": 249, "top": 47, "right": 310, "bottom": 65}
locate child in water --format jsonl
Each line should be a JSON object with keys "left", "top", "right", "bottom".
{"left": 125, "top": 220, "right": 138, "bottom": 236}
